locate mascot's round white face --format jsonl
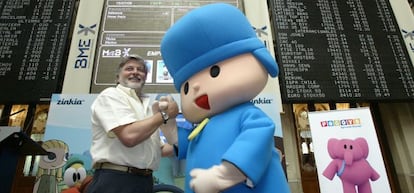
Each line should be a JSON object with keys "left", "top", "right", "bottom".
{"left": 179, "top": 53, "right": 268, "bottom": 123}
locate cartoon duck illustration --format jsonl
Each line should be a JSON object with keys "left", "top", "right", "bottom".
{"left": 63, "top": 157, "right": 87, "bottom": 189}
{"left": 61, "top": 157, "right": 88, "bottom": 193}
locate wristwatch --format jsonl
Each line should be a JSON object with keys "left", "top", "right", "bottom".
{"left": 160, "top": 111, "right": 169, "bottom": 124}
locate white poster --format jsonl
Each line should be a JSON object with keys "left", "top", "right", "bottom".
{"left": 308, "top": 107, "right": 391, "bottom": 193}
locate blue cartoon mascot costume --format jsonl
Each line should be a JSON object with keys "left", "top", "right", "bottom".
{"left": 161, "top": 3, "right": 291, "bottom": 193}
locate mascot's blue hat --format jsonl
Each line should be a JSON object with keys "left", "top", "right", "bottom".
{"left": 161, "top": 3, "right": 278, "bottom": 91}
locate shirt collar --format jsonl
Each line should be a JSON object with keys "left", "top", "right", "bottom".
{"left": 116, "top": 84, "right": 140, "bottom": 100}
{"left": 116, "top": 84, "right": 150, "bottom": 106}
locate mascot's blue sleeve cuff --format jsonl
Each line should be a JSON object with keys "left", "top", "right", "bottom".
{"left": 177, "top": 127, "right": 191, "bottom": 159}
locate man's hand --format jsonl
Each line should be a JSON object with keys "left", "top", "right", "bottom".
{"left": 190, "top": 162, "right": 247, "bottom": 193}
{"left": 158, "top": 95, "right": 179, "bottom": 118}
{"left": 158, "top": 96, "right": 169, "bottom": 110}
{"left": 152, "top": 95, "right": 179, "bottom": 118}
{"left": 152, "top": 100, "right": 161, "bottom": 114}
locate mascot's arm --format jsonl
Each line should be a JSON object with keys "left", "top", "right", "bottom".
{"left": 159, "top": 118, "right": 178, "bottom": 144}
{"left": 190, "top": 161, "right": 246, "bottom": 193}
{"left": 323, "top": 161, "right": 339, "bottom": 180}
{"left": 222, "top": 108, "right": 275, "bottom": 186}
{"left": 176, "top": 126, "right": 191, "bottom": 159}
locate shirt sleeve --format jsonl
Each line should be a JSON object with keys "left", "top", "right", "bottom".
{"left": 92, "top": 90, "right": 138, "bottom": 132}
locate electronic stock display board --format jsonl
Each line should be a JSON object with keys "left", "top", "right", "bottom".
{"left": 0, "top": 0, "right": 75, "bottom": 103}
{"left": 269, "top": 0, "right": 414, "bottom": 102}
{"left": 91, "top": 0, "right": 239, "bottom": 93}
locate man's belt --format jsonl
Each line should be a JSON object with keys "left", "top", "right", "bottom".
{"left": 94, "top": 162, "right": 152, "bottom": 176}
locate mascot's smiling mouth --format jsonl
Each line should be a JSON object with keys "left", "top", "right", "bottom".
{"left": 195, "top": 94, "right": 210, "bottom": 110}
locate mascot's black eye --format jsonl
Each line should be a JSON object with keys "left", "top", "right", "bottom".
{"left": 210, "top": 65, "right": 220, "bottom": 78}
{"left": 183, "top": 82, "right": 189, "bottom": 95}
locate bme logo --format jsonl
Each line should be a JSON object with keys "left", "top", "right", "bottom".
{"left": 74, "top": 24, "right": 97, "bottom": 68}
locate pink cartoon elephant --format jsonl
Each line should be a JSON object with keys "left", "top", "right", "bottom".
{"left": 323, "top": 137, "right": 380, "bottom": 193}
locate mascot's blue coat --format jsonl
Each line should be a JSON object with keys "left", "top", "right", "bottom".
{"left": 161, "top": 3, "right": 291, "bottom": 193}
{"left": 177, "top": 103, "right": 289, "bottom": 193}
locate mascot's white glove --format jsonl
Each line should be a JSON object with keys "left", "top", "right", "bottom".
{"left": 190, "top": 161, "right": 247, "bottom": 193}
{"left": 152, "top": 95, "right": 178, "bottom": 144}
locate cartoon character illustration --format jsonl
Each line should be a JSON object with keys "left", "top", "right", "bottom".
{"left": 161, "top": 3, "right": 290, "bottom": 193}
{"left": 61, "top": 157, "right": 87, "bottom": 193}
{"left": 33, "top": 139, "right": 69, "bottom": 193}
{"left": 323, "top": 137, "right": 380, "bottom": 193}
